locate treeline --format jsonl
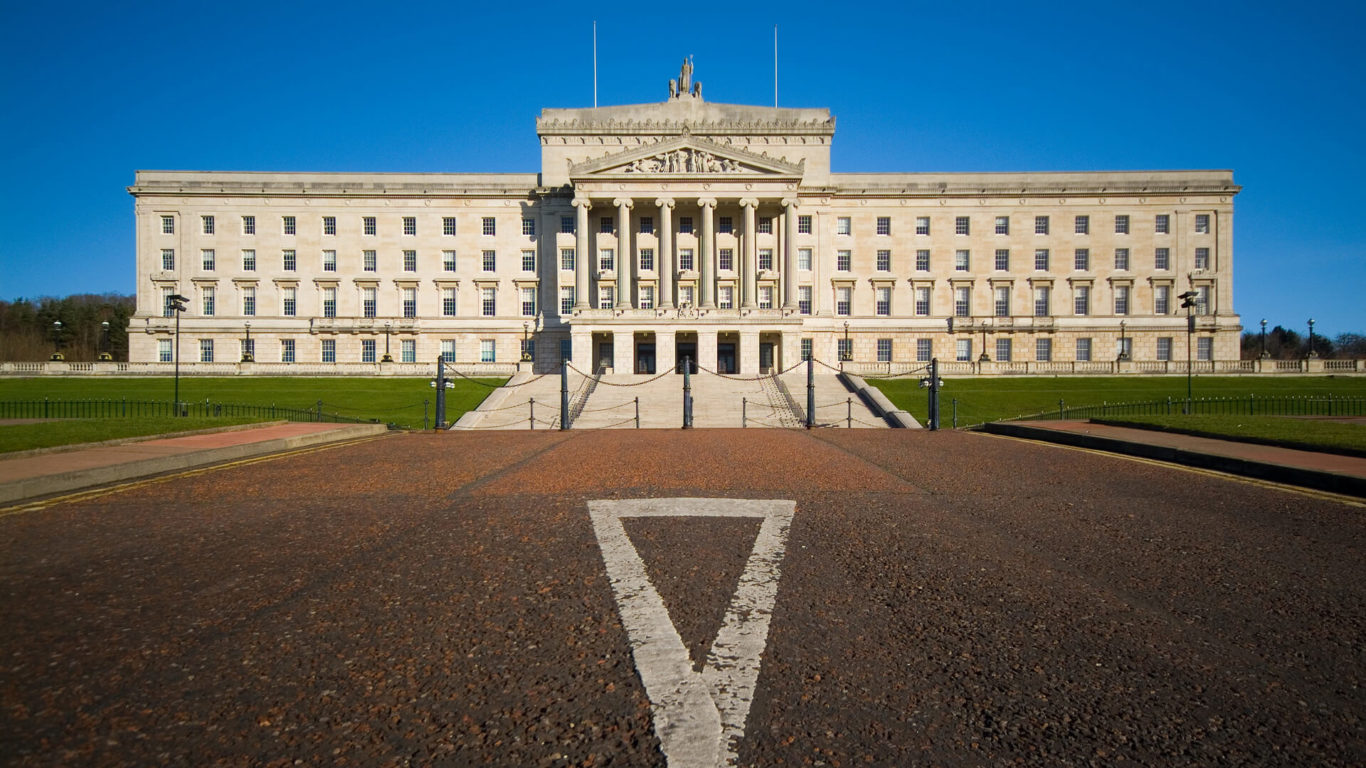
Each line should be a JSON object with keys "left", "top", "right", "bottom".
{"left": 1240, "top": 326, "right": 1366, "bottom": 360}
{"left": 0, "top": 295, "right": 135, "bottom": 362}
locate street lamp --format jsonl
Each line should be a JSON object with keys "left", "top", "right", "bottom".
{"left": 242, "top": 321, "right": 253, "bottom": 362}
{"left": 1307, "top": 318, "right": 1317, "bottom": 359}
{"left": 1117, "top": 320, "right": 1129, "bottom": 361}
{"left": 382, "top": 320, "right": 393, "bottom": 363}
{"left": 50, "top": 321, "right": 63, "bottom": 361}
{"left": 522, "top": 321, "right": 532, "bottom": 362}
{"left": 1259, "top": 318, "right": 1268, "bottom": 359}
{"left": 168, "top": 294, "right": 189, "bottom": 414}
{"left": 1178, "top": 290, "right": 1199, "bottom": 411}
{"left": 99, "top": 320, "right": 112, "bottom": 361}
{"left": 841, "top": 320, "right": 851, "bottom": 368}
{"left": 978, "top": 321, "right": 990, "bottom": 362}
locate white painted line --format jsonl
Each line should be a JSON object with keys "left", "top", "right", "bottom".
{"left": 590, "top": 497, "right": 796, "bottom": 768}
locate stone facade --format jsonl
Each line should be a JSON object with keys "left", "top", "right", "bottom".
{"left": 129, "top": 64, "right": 1241, "bottom": 373}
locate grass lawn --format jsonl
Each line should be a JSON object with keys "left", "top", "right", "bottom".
{"left": 0, "top": 417, "right": 272, "bottom": 454}
{"left": 869, "top": 375, "right": 1366, "bottom": 427}
{"left": 1093, "top": 415, "right": 1366, "bottom": 456}
{"left": 0, "top": 377, "right": 505, "bottom": 428}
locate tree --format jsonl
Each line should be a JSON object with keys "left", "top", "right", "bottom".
{"left": 0, "top": 295, "right": 135, "bottom": 362}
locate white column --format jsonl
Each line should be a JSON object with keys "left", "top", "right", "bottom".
{"left": 740, "top": 198, "right": 758, "bottom": 309}
{"left": 656, "top": 197, "right": 675, "bottom": 309}
{"left": 573, "top": 197, "right": 591, "bottom": 310}
{"left": 699, "top": 198, "right": 716, "bottom": 308}
{"left": 615, "top": 198, "right": 634, "bottom": 309}
{"left": 782, "top": 197, "right": 799, "bottom": 310}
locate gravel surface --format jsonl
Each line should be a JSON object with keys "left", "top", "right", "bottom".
{"left": 2, "top": 429, "right": 1361, "bottom": 766}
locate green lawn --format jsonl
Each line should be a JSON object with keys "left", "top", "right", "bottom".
{"left": 0, "top": 377, "right": 504, "bottom": 428}
{"left": 1093, "top": 415, "right": 1366, "bottom": 456}
{"left": 869, "top": 376, "right": 1366, "bottom": 427}
{"left": 0, "top": 417, "right": 273, "bottom": 455}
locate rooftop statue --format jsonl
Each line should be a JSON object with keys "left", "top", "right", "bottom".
{"left": 669, "top": 56, "right": 700, "bottom": 100}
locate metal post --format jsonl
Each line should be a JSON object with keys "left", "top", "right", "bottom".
{"left": 173, "top": 307, "right": 180, "bottom": 414}
{"left": 927, "top": 358, "right": 939, "bottom": 431}
{"left": 846, "top": 397, "right": 852, "bottom": 428}
{"left": 560, "top": 356, "right": 570, "bottom": 430}
{"left": 635, "top": 396, "right": 639, "bottom": 429}
{"left": 317, "top": 399, "right": 323, "bottom": 423}
{"left": 434, "top": 356, "right": 447, "bottom": 430}
{"left": 1058, "top": 399, "right": 1064, "bottom": 420}
{"left": 530, "top": 398, "right": 535, "bottom": 430}
{"left": 952, "top": 399, "right": 958, "bottom": 429}
{"left": 683, "top": 357, "right": 693, "bottom": 429}
{"left": 806, "top": 356, "right": 815, "bottom": 429}
{"left": 743, "top": 397, "right": 747, "bottom": 428}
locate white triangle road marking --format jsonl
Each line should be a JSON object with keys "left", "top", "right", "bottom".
{"left": 589, "top": 498, "right": 796, "bottom": 768}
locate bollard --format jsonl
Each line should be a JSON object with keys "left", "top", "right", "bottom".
{"left": 434, "top": 356, "right": 447, "bottom": 429}
{"left": 806, "top": 357, "right": 815, "bottom": 429}
{"left": 635, "top": 397, "right": 640, "bottom": 429}
{"left": 560, "top": 356, "right": 570, "bottom": 430}
{"left": 952, "top": 398, "right": 958, "bottom": 429}
{"left": 683, "top": 357, "right": 693, "bottom": 429}
{"left": 847, "top": 397, "right": 852, "bottom": 428}
{"left": 530, "top": 398, "right": 535, "bottom": 430}
{"left": 927, "top": 358, "right": 940, "bottom": 431}
{"left": 742, "top": 397, "right": 747, "bottom": 428}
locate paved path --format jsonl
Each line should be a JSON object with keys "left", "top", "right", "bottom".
{"left": 2, "top": 430, "right": 1361, "bottom": 766}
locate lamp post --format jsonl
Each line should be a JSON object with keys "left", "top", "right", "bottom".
{"left": 979, "top": 321, "right": 990, "bottom": 362}
{"left": 841, "top": 320, "right": 850, "bottom": 370}
{"left": 242, "top": 321, "right": 253, "bottom": 362}
{"left": 1118, "top": 320, "right": 1129, "bottom": 361}
{"left": 1307, "top": 318, "right": 1317, "bottom": 358}
{"left": 522, "top": 321, "right": 531, "bottom": 362}
{"left": 1178, "top": 290, "right": 1198, "bottom": 411}
{"left": 50, "top": 321, "right": 63, "bottom": 361}
{"left": 382, "top": 321, "right": 393, "bottom": 362}
{"left": 1259, "top": 318, "right": 1268, "bottom": 358}
{"left": 99, "top": 320, "right": 112, "bottom": 361}
{"left": 168, "top": 294, "right": 189, "bottom": 414}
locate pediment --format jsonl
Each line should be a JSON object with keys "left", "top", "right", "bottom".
{"left": 569, "top": 136, "right": 804, "bottom": 179}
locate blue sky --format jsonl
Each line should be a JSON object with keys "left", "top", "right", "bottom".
{"left": 2, "top": 0, "right": 1362, "bottom": 337}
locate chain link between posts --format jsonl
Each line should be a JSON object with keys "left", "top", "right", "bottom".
{"left": 448, "top": 368, "right": 549, "bottom": 388}
{"left": 565, "top": 363, "right": 674, "bottom": 386}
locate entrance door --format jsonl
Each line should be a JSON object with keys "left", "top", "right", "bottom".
{"left": 598, "top": 342, "right": 613, "bottom": 372}
{"left": 759, "top": 342, "right": 775, "bottom": 374}
{"left": 675, "top": 342, "right": 697, "bottom": 373}
{"left": 717, "top": 343, "right": 737, "bottom": 374}
{"left": 636, "top": 343, "right": 656, "bottom": 374}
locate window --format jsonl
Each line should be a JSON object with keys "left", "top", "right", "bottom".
{"left": 159, "top": 286, "right": 174, "bottom": 316}
{"left": 402, "top": 287, "right": 417, "bottom": 318}
{"left": 877, "top": 338, "right": 892, "bottom": 362}
{"left": 1074, "top": 248, "right": 1090, "bottom": 270}
{"left": 161, "top": 215, "right": 174, "bottom": 234}
{"left": 758, "top": 217, "right": 773, "bottom": 234}
{"left": 201, "top": 286, "right": 215, "bottom": 316}
{"left": 1033, "top": 286, "right": 1050, "bottom": 317}
{"left": 521, "top": 338, "right": 535, "bottom": 362}
{"left": 797, "top": 215, "right": 812, "bottom": 234}
{"left": 282, "top": 249, "right": 296, "bottom": 271}
{"left": 560, "top": 286, "right": 575, "bottom": 314}
{"left": 281, "top": 339, "right": 296, "bottom": 363}
{"left": 719, "top": 248, "right": 734, "bottom": 271}
{"left": 640, "top": 285, "right": 655, "bottom": 310}
{"left": 362, "top": 339, "right": 376, "bottom": 363}
{"left": 242, "top": 286, "right": 256, "bottom": 316}
{"left": 242, "top": 215, "right": 255, "bottom": 235}
{"left": 994, "top": 286, "right": 1010, "bottom": 317}
{"left": 954, "top": 286, "right": 970, "bottom": 317}
{"left": 718, "top": 216, "right": 733, "bottom": 234}
{"left": 757, "top": 285, "right": 772, "bottom": 309}
{"left": 362, "top": 287, "right": 376, "bottom": 318}
{"left": 323, "top": 250, "right": 337, "bottom": 272}
{"left": 522, "top": 217, "right": 536, "bottom": 236}
{"left": 917, "top": 338, "right": 932, "bottom": 362}
{"left": 1155, "top": 248, "right": 1170, "bottom": 270}
{"left": 560, "top": 248, "right": 575, "bottom": 271}
{"left": 955, "top": 216, "right": 970, "bottom": 235}
{"left": 482, "top": 250, "right": 496, "bottom": 272}
{"left": 323, "top": 216, "right": 336, "bottom": 236}
{"left": 323, "top": 287, "right": 336, "bottom": 318}
{"left": 444, "top": 217, "right": 457, "bottom": 236}
{"left": 798, "top": 248, "right": 812, "bottom": 270}
{"left": 801, "top": 338, "right": 813, "bottom": 361}
{"left": 1074, "top": 215, "right": 1089, "bottom": 235}
{"left": 202, "top": 215, "right": 214, "bottom": 235}
{"left": 1154, "top": 285, "right": 1171, "bottom": 315}
{"left": 403, "top": 217, "right": 416, "bottom": 236}
{"left": 283, "top": 216, "right": 296, "bottom": 235}
{"left": 916, "top": 249, "right": 930, "bottom": 271}
{"left": 363, "top": 216, "right": 376, "bottom": 235}
{"left": 835, "top": 286, "right": 851, "bottom": 316}
{"left": 481, "top": 287, "right": 496, "bottom": 316}
{"left": 679, "top": 285, "right": 694, "bottom": 306}
{"left": 639, "top": 248, "right": 654, "bottom": 272}
{"left": 915, "top": 287, "right": 930, "bottom": 316}
{"left": 678, "top": 248, "right": 694, "bottom": 271}
{"left": 401, "top": 339, "right": 416, "bottom": 363}
{"left": 322, "top": 339, "right": 336, "bottom": 363}
{"left": 1115, "top": 248, "right": 1130, "bottom": 271}
{"left": 599, "top": 249, "right": 614, "bottom": 271}
{"left": 1115, "top": 215, "right": 1129, "bottom": 234}
{"left": 836, "top": 217, "right": 851, "bottom": 235}
{"left": 442, "top": 287, "right": 457, "bottom": 316}
{"left": 1156, "top": 337, "right": 1172, "bottom": 361}
{"left": 1034, "top": 249, "right": 1049, "bottom": 271}
{"left": 240, "top": 338, "right": 255, "bottom": 362}
{"left": 1073, "top": 285, "right": 1090, "bottom": 315}
{"left": 482, "top": 217, "right": 496, "bottom": 236}
{"left": 876, "top": 216, "right": 891, "bottom": 236}
{"left": 679, "top": 216, "right": 694, "bottom": 234}
{"left": 363, "top": 250, "right": 377, "bottom": 272}
{"left": 1114, "top": 285, "right": 1130, "bottom": 315}
{"left": 1195, "top": 247, "right": 1210, "bottom": 270}
{"left": 994, "top": 249, "right": 1009, "bottom": 271}
{"left": 1076, "top": 338, "right": 1092, "bottom": 362}
{"left": 1155, "top": 214, "right": 1170, "bottom": 234}
{"left": 242, "top": 249, "right": 256, "bottom": 271}
{"left": 798, "top": 285, "right": 812, "bottom": 315}
{"left": 440, "top": 339, "right": 456, "bottom": 363}
{"left": 1196, "top": 285, "right": 1210, "bottom": 315}
{"left": 836, "top": 250, "right": 851, "bottom": 271}
{"left": 161, "top": 249, "right": 175, "bottom": 270}
{"left": 1197, "top": 337, "right": 1213, "bottom": 361}
{"left": 1195, "top": 214, "right": 1210, "bottom": 234}
{"left": 996, "top": 338, "right": 1012, "bottom": 362}
{"left": 954, "top": 250, "right": 970, "bottom": 271}
{"left": 639, "top": 216, "right": 653, "bottom": 235}
{"left": 1035, "top": 216, "right": 1049, "bottom": 235}
{"left": 876, "top": 286, "right": 891, "bottom": 316}
{"left": 838, "top": 338, "right": 853, "bottom": 362}
{"left": 520, "top": 287, "right": 536, "bottom": 316}
{"left": 916, "top": 216, "right": 930, "bottom": 235}
{"left": 759, "top": 248, "right": 774, "bottom": 271}
{"left": 282, "top": 287, "right": 296, "bottom": 316}
{"left": 522, "top": 250, "right": 536, "bottom": 272}
{"left": 876, "top": 250, "right": 890, "bottom": 272}
{"left": 600, "top": 217, "right": 613, "bottom": 234}
{"left": 995, "top": 216, "right": 1009, "bottom": 235}
{"left": 718, "top": 285, "right": 734, "bottom": 309}
{"left": 1035, "top": 338, "right": 1052, "bottom": 362}
{"left": 600, "top": 286, "right": 616, "bottom": 310}
{"left": 559, "top": 216, "right": 574, "bottom": 234}
{"left": 443, "top": 250, "right": 457, "bottom": 272}
{"left": 159, "top": 338, "right": 172, "bottom": 362}
{"left": 956, "top": 339, "right": 972, "bottom": 362}
{"left": 200, "top": 338, "right": 214, "bottom": 363}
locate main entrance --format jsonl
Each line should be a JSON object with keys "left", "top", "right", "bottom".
{"left": 675, "top": 333, "right": 697, "bottom": 373}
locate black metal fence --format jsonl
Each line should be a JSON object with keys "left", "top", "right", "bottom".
{"left": 0, "top": 398, "right": 377, "bottom": 424}
{"left": 1025, "top": 394, "right": 1366, "bottom": 421}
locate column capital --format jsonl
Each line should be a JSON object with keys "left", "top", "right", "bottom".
{"left": 655, "top": 197, "right": 676, "bottom": 209}
{"left": 781, "top": 197, "right": 800, "bottom": 208}
{"left": 739, "top": 197, "right": 760, "bottom": 209}
{"left": 572, "top": 197, "right": 593, "bottom": 209}
{"left": 613, "top": 197, "right": 634, "bottom": 209}
{"left": 697, "top": 197, "right": 717, "bottom": 209}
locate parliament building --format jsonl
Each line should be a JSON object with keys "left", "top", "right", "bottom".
{"left": 129, "top": 62, "right": 1241, "bottom": 374}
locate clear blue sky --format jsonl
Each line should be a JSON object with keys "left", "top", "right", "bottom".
{"left": 2, "top": 0, "right": 1362, "bottom": 338}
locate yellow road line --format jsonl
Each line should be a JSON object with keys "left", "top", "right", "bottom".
{"left": 978, "top": 431, "right": 1366, "bottom": 508}
{"left": 0, "top": 434, "right": 388, "bottom": 518}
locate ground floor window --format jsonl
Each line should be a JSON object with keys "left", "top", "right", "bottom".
{"left": 441, "top": 339, "right": 456, "bottom": 363}
{"left": 996, "top": 338, "right": 1012, "bottom": 362}
{"left": 158, "top": 339, "right": 172, "bottom": 362}
{"left": 401, "top": 339, "right": 416, "bottom": 363}
{"left": 801, "top": 338, "right": 813, "bottom": 361}
{"left": 1197, "top": 337, "right": 1213, "bottom": 361}
{"left": 281, "top": 338, "right": 295, "bottom": 363}
{"left": 241, "top": 339, "right": 254, "bottom": 362}
{"left": 917, "top": 338, "right": 932, "bottom": 362}
{"left": 560, "top": 338, "right": 572, "bottom": 363}
{"left": 1156, "top": 337, "right": 1172, "bottom": 361}
{"left": 1076, "top": 338, "right": 1092, "bottom": 362}
{"left": 837, "top": 337, "right": 853, "bottom": 362}
{"left": 362, "top": 339, "right": 376, "bottom": 363}
{"left": 199, "top": 339, "right": 214, "bottom": 363}
{"left": 877, "top": 338, "right": 892, "bottom": 362}
{"left": 481, "top": 339, "right": 496, "bottom": 363}
{"left": 956, "top": 338, "right": 972, "bottom": 362}
{"left": 1035, "top": 337, "right": 1052, "bottom": 362}
{"left": 521, "top": 339, "right": 535, "bottom": 362}
{"left": 322, "top": 339, "right": 336, "bottom": 363}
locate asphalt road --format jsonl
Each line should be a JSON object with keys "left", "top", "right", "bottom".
{"left": 2, "top": 430, "right": 1362, "bottom": 766}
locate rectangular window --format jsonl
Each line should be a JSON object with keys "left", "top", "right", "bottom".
{"left": 759, "top": 248, "right": 774, "bottom": 271}
{"left": 679, "top": 285, "right": 694, "bottom": 307}
{"left": 996, "top": 338, "right": 1012, "bottom": 362}
{"left": 1195, "top": 247, "right": 1210, "bottom": 270}
{"left": 1155, "top": 285, "right": 1171, "bottom": 315}
{"left": 441, "top": 339, "right": 456, "bottom": 363}
{"left": 401, "top": 339, "right": 416, "bottom": 363}
{"left": 836, "top": 250, "right": 851, "bottom": 271}
{"left": 1197, "top": 337, "right": 1213, "bottom": 361}
{"left": 835, "top": 286, "right": 851, "bottom": 316}
{"left": 798, "top": 285, "right": 812, "bottom": 315}
{"left": 522, "top": 217, "right": 536, "bottom": 236}
{"left": 679, "top": 248, "right": 694, "bottom": 271}
{"left": 876, "top": 250, "right": 890, "bottom": 272}
{"left": 598, "top": 285, "right": 614, "bottom": 310}
{"left": 838, "top": 338, "right": 853, "bottom": 362}
{"left": 282, "top": 287, "right": 296, "bottom": 317}
{"left": 402, "top": 287, "right": 416, "bottom": 318}
{"left": 639, "top": 216, "right": 653, "bottom": 235}
{"left": 521, "top": 338, "right": 535, "bottom": 363}
{"left": 917, "top": 338, "right": 933, "bottom": 362}
{"left": 836, "top": 217, "right": 851, "bottom": 235}
{"left": 1196, "top": 285, "right": 1211, "bottom": 315}
{"left": 560, "top": 286, "right": 575, "bottom": 314}
{"left": 801, "top": 338, "right": 813, "bottom": 361}
{"left": 639, "top": 248, "right": 654, "bottom": 272}
{"left": 1034, "top": 248, "right": 1049, "bottom": 271}
{"left": 521, "top": 250, "right": 536, "bottom": 272}
{"left": 954, "top": 250, "right": 970, "bottom": 271}
{"left": 995, "top": 216, "right": 1009, "bottom": 235}
{"left": 560, "top": 248, "right": 575, "bottom": 271}
{"left": 520, "top": 286, "right": 536, "bottom": 316}
{"left": 161, "top": 288, "right": 174, "bottom": 318}
{"left": 1115, "top": 214, "right": 1130, "bottom": 234}
{"left": 1155, "top": 247, "right": 1170, "bottom": 270}
{"left": 640, "top": 285, "right": 655, "bottom": 310}
{"left": 797, "top": 215, "right": 812, "bottom": 234}
{"left": 323, "top": 250, "right": 337, "bottom": 272}
{"left": 363, "top": 216, "right": 376, "bottom": 236}
{"left": 915, "top": 286, "right": 930, "bottom": 316}
{"left": 718, "top": 216, "right": 734, "bottom": 234}
{"left": 679, "top": 216, "right": 694, "bottom": 234}
{"left": 1115, "top": 285, "right": 1130, "bottom": 315}
{"left": 242, "top": 215, "right": 254, "bottom": 235}
{"left": 282, "top": 249, "right": 296, "bottom": 271}
{"left": 1035, "top": 215, "right": 1049, "bottom": 235}
{"left": 1195, "top": 214, "right": 1210, "bottom": 234}
{"left": 758, "top": 217, "right": 773, "bottom": 234}
{"left": 199, "top": 338, "right": 214, "bottom": 363}
{"left": 875, "top": 286, "right": 890, "bottom": 316}
{"left": 599, "top": 248, "right": 614, "bottom": 271}
{"left": 481, "top": 287, "right": 496, "bottom": 316}
{"left": 798, "top": 248, "right": 812, "bottom": 270}
{"left": 954, "top": 286, "right": 970, "bottom": 317}
{"left": 242, "top": 286, "right": 256, "bottom": 316}
{"left": 994, "top": 286, "right": 1010, "bottom": 317}
{"left": 1156, "top": 337, "right": 1172, "bottom": 361}
{"left": 1074, "top": 215, "right": 1089, "bottom": 235}
{"left": 323, "top": 216, "right": 336, "bottom": 236}
{"left": 159, "top": 338, "right": 172, "bottom": 362}
{"left": 757, "top": 285, "right": 772, "bottom": 309}
{"left": 362, "top": 287, "right": 376, "bottom": 318}
{"left": 201, "top": 286, "right": 215, "bottom": 316}
{"left": 876, "top": 216, "right": 891, "bottom": 236}
{"left": 202, "top": 215, "right": 214, "bottom": 235}
{"left": 719, "top": 248, "right": 734, "bottom": 271}
{"left": 1074, "top": 248, "right": 1090, "bottom": 271}
{"left": 916, "top": 216, "right": 930, "bottom": 235}
{"left": 323, "top": 287, "right": 336, "bottom": 318}
{"left": 1155, "top": 214, "right": 1170, "bottom": 234}
{"left": 443, "top": 250, "right": 457, "bottom": 272}
{"left": 560, "top": 216, "right": 574, "bottom": 234}
{"left": 955, "top": 216, "right": 970, "bottom": 235}
{"left": 161, "top": 215, "right": 174, "bottom": 234}
{"left": 281, "top": 339, "right": 295, "bottom": 363}
{"left": 877, "top": 338, "right": 892, "bottom": 362}
{"left": 482, "top": 250, "right": 496, "bottom": 272}
{"left": 363, "top": 250, "right": 377, "bottom": 272}
{"left": 994, "top": 249, "right": 1009, "bottom": 271}
{"left": 240, "top": 338, "right": 255, "bottom": 361}
{"left": 242, "top": 249, "right": 256, "bottom": 271}
{"left": 362, "top": 339, "right": 376, "bottom": 363}
{"left": 442, "top": 287, "right": 457, "bottom": 316}
{"left": 482, "top": 217, "right": 496, "bottom": 236}
{"left": 444, "top": 217, "right": 457, "bottom": 236}
{"left": 915, "top": 249, "right": 930, "bottom": 271}
{"left": 1114, "top": 248, "right": 1130, "bottom": 271}
{"left": 718, "top": 285, "right": 734, "bottom": 309}
{"left": 1073, "top": 285, "right": 1090, "bottom": 315}
{"left": 161, "top": 249, "right": 175, "bottom": 271}
{"left": 600, "top": 216, "right": 614, "bottom": 234}
{"left": 283, "top": 216, "right": 296, "bottom": 235}
{"left": 403, "top": 216, "right": 416, "bottom": 236}
{"left": 1076, "top": 338, "right": 1092, "bottom": 362}
{"left": 1035, "top": 338, "right": 1052, "bottom": 362}
{"left": 956, "top": 338, "right": 972, "bottom": 362}
{"left": 1033, "top": 286, "right": 1050, "bottom": 317}
{"left": 322, "top": 338, "right": 336, "bottom": 363}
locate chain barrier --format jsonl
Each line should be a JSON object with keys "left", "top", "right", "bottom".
{"left": 578, "top": 400, "right": 636, "bottom": 413}
{"left": 694, "top": 358, "right": 806, "bottom": 381}
{"left": 578, "top": 416, "right": 638, "bottom": 430}
{"left": 475, "top": 399, "right": 538, "bottom": 413}
{"left": 448, "top": 368, "right": 548, "bottom": 388}
{"left": 855, "top": 365, "right": 932, "bottom": 381}
{"left": 563, "top": 363, "right": 675, "bottom": 387}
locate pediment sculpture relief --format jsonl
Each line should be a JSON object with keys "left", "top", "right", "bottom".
{"left": 622, "top": 148, "right": 753, "bottom": 174}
